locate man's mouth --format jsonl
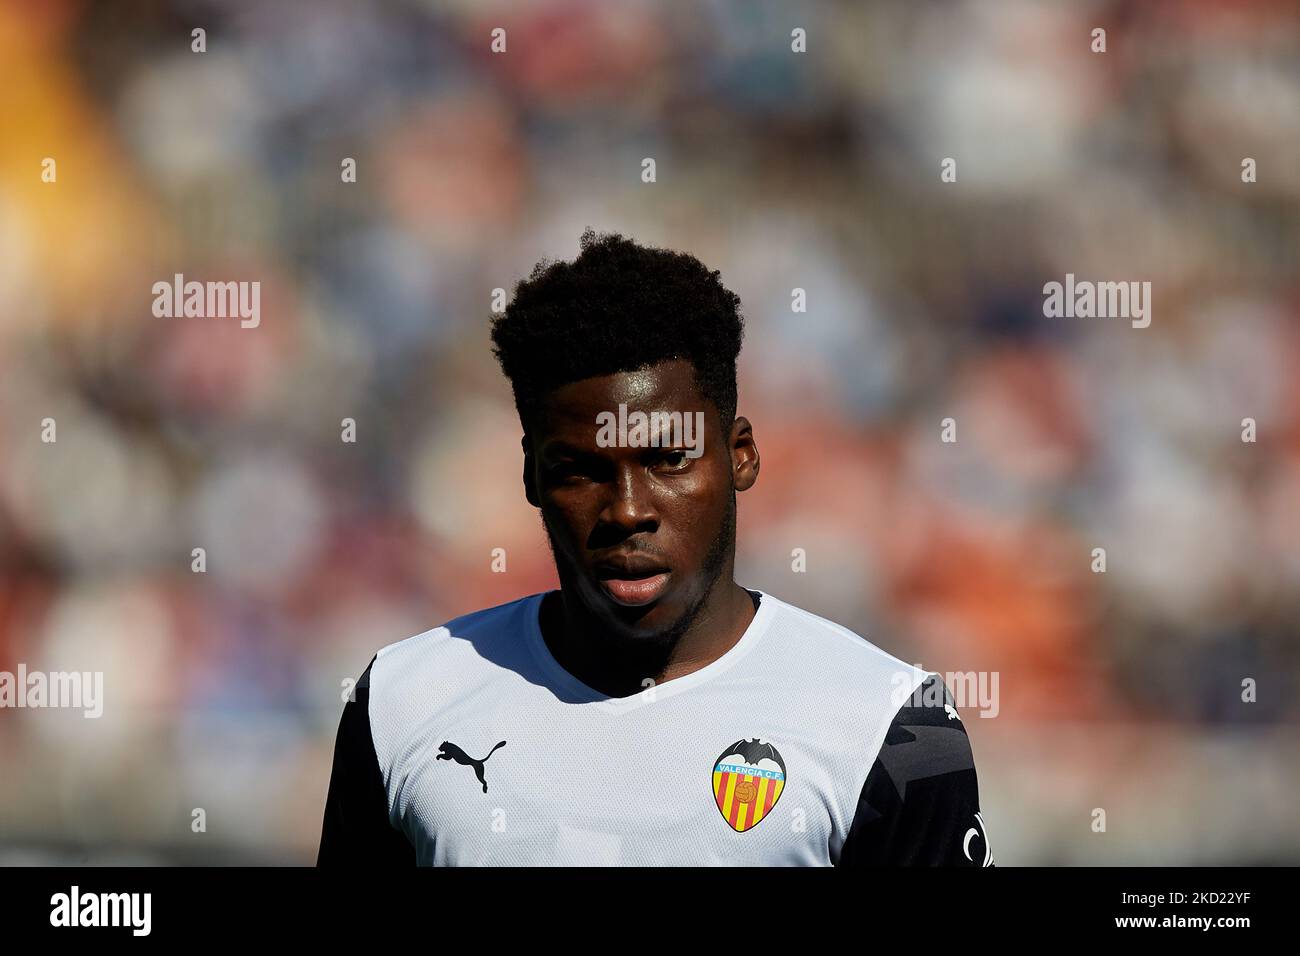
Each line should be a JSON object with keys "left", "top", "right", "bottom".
{"left": 594, "top": 558, "right": 672, "bottom": 607}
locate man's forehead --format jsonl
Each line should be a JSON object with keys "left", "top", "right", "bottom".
{"left": 541, "top": 360, "right": 702, "bottom": 417}
{"left": 527, "top": 361, "right": 720, "bottom": 451}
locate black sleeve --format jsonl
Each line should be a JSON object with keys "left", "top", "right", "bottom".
{"left": 317, "top": 657, "right": 417, "bottom": 866}
{"left": 837, "top": 675, "right": 994, "bottom": 866}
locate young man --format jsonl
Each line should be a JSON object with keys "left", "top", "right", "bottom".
{"left": 318, "top": 229, "right": 994, "bottom": 866}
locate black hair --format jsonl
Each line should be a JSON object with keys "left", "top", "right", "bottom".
{"left": 490, "top": 228, "right": 745, "bottom": 432}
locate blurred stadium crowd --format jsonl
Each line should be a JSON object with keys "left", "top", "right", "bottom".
{"left": 1, "top": 0, "right": 1298, "bottom": 863}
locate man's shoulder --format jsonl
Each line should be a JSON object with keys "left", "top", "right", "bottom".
{"left": 754, "top": 597, "right": 993, "bottom": 867}
{"left": 360, "top": 592, "right": 547, "bottom": 767}
{"left": 375, "top": 592, "right": 539, "bottom": 660}
{"left": 365, "top": 591, "right": 544, "bottom": 698}
{"left": 757, "top": 591, "right": 930, "bottom": 704}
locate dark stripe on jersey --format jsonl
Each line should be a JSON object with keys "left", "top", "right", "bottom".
{"left": 837, "top": 674, "right": 993, "bottom": 866}
{"left": 317, "top": 656, "right": 417, "bottom": 866}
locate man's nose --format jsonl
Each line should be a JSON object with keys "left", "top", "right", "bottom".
{"left": 601, "top": 464, "right": 659, "bottom": 532}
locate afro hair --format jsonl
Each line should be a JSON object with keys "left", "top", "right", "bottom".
{"left": 490, "top": 228, "right": 745, "bottom": 433}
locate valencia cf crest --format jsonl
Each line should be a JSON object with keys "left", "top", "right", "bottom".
{"left": 712, "top": 738, "right": 786, "bottom": 832}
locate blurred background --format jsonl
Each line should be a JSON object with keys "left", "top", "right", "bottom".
{"left": 1, "top": 0, "right": 1298, "bottom": 864}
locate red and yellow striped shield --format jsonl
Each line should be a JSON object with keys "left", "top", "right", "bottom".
{"left": 712, "top": 738, "right": 786, "bottom": 833}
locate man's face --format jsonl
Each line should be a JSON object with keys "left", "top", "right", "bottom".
{"left": 523, "top": 358, "right": 758, "bottom": 641}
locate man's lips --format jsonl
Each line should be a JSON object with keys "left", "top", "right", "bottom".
{"left": 598, "top": 572, "right": 671, "bottom": 607}
{"left": 594, "top": 556, "right": 672, "bottom": 607}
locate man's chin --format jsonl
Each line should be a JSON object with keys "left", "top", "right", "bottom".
{"left": 581, "top": 580, "right": 683, "bottom": 639}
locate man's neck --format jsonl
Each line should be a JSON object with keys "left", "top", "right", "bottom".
{"left": 539, "top": 581, "right": 758, "bottom": 699}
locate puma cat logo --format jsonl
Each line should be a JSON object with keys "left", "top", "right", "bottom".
{"left": 437, "top": 740, "right": 507, "bottom": 793}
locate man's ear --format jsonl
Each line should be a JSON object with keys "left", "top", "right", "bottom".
{"left": 522, "top": 434, "right": 540, "bottom": 508}
{"left": 730, "top": 416, "right": 759, "bottom": 492}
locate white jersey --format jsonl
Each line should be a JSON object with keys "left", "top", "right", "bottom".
{"left": 318, "top": 589, "right": 993, "bottom": 867}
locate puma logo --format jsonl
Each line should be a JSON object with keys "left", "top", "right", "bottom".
{"left": 437, "top": 740, "right": 507, "bottom": 793}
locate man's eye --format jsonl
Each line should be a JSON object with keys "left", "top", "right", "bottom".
{"left": 657, "top": 450, "right": 690, "bottom": 471}
{"left": 549, "top": 461, "right": 587, "bottom": 481}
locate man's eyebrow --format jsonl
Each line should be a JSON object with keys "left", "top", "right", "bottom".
{"left": 539, "top": 439, "right": 596, "bottom": 459}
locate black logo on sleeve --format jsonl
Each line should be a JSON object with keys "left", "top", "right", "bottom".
{"left": 437, "top": 740, "right": 507, "bottom": 793}
{"left": 963, "top": 811, "right": 994, "bottom": 866}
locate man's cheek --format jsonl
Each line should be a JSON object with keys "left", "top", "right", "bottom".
{"left": 542, "top": 517, "right": 582, "bottom": 566}
{"left": 545, "top": 502, "right": 585, "bottom": 537}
